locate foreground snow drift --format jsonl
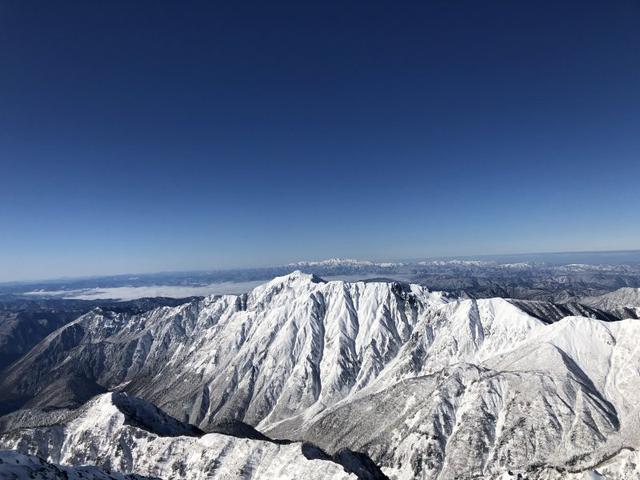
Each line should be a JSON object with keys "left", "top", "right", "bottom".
{"left": 0, "top": 392, "right": 359, "bottom": 480}
{"left": 0, "top": 449, "right": 156, "bottom": 479}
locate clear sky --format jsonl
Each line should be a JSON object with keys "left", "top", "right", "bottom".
{"left": 1, "top": 1, "right": 639, "bottom": 281}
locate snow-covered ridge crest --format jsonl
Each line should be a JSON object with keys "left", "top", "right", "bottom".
{"left": 0, "top": 392, "right": 360, "bottom": 480}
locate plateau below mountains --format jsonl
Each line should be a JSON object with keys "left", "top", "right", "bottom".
{"left": 1, "top": 273, "right": 639, "bottom": 479}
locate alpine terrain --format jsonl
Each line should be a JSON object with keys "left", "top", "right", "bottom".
{"left": 1, "top": 272, "right": 639, "bottom": 479}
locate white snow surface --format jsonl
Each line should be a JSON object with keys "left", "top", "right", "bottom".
{"left": 287, "top": 258, "right": 404, "bottom": 268}
{"left": 1, "top": 272, "right": 448, "bottom": 431}
{"left": 2, "top": 272, "right": 640, "bottom": 479}
{"left": 0, "top": 393, "right": 354, "bottom": 480}
{"left": 0, "top": 449, "right": 155, "bottom": 479}
{"left": 582, "top": 287, "right": 640, "bottom": 310}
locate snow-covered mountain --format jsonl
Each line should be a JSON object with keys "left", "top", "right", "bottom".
{"left": 418, "top": 259, "right": 492, "bottom": 267}
{"left": 297, "top": 315, "right": 640, "bottom": 479}
{"left": 288, "top": 258, "right": 375, "bottom": 267}
{"left": 0, "top": 392, "right": 364, "bottom": 480}
{"left": 0, "top": 450, "right": 156, "bottom": 480}
{"left": 582, "top": 287, "right": 640, "bottom": 310}
{"left": 0, "top": 272, "right": 448, "bottom": 430}
{"left": 1, "top": 272, "right": 640, "bottom": 479}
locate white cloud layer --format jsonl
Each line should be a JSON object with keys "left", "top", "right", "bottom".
{"left": 24, "top": 281, "right": 266, "bottom": 301}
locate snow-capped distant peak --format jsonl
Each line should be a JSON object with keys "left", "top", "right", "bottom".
{"left": 271, "top": 270, "right": 324, "bottom": 284}
{"left": 286, "top": 258, "right": 403, "bottom": 268}
{"left": 418, "top": 259, "right": 492, "bottom": 266}
{"left": 288, "top": 258, "right": 373, "bottom": 267}
{"left": 498, "top": 262, "right": 532, "bottom": 269}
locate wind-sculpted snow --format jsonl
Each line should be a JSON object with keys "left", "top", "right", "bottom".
{"left": 2, "top": 273, "right": 640, "bottom": 479}
{"left": 0, "top": 392, "right": 358, "bottom": 480}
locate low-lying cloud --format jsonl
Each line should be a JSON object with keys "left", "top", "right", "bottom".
{"left": 24, "top": 281, "right": 266, "bottom": 301}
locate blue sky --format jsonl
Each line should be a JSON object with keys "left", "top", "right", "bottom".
{"left": 1, "top": 1, "right": 639, "bottom": 281}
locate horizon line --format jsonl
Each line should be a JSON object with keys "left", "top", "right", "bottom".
{"left": 1, "top": 247, "right": 638, "bottom": 286}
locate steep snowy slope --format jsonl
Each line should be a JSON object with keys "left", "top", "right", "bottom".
{"left": 290, "top": 316, "right": 640, "bottom": 479}
{"left": 0, "top": 392, "right": 360, "bottom": 480}
{"left": 581, "top": 287, "right": 640, "bottom": 313}
{"left": 0, "top": 272, "right": 448, "bottom": 430}
{"left": 0, "top": 450, "right": 156, "bottom": 479}
{"left": 0, "top": 297, "right": 199, "bottom": 371}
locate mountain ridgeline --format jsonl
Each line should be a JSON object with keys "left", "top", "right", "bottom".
{"left": 1, "top": 272, "right": 639, "bottom": 479}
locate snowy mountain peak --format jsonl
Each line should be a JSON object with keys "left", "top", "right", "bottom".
{"left": 0, "top": 391, "right": 359, "bottom": 480}
{"left": 272, "top": 270, "right": 325, "bottom": 284}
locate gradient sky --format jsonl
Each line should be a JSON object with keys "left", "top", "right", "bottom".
{"left": 1, "top": 1, "right": 639, "bottom": 281}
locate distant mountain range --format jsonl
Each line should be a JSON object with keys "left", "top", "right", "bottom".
{"left": 3, "top": 251, "right": 640, "bottom": 303}
{"left": 288, "top": 258, "right": 405, "bottom": 268}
